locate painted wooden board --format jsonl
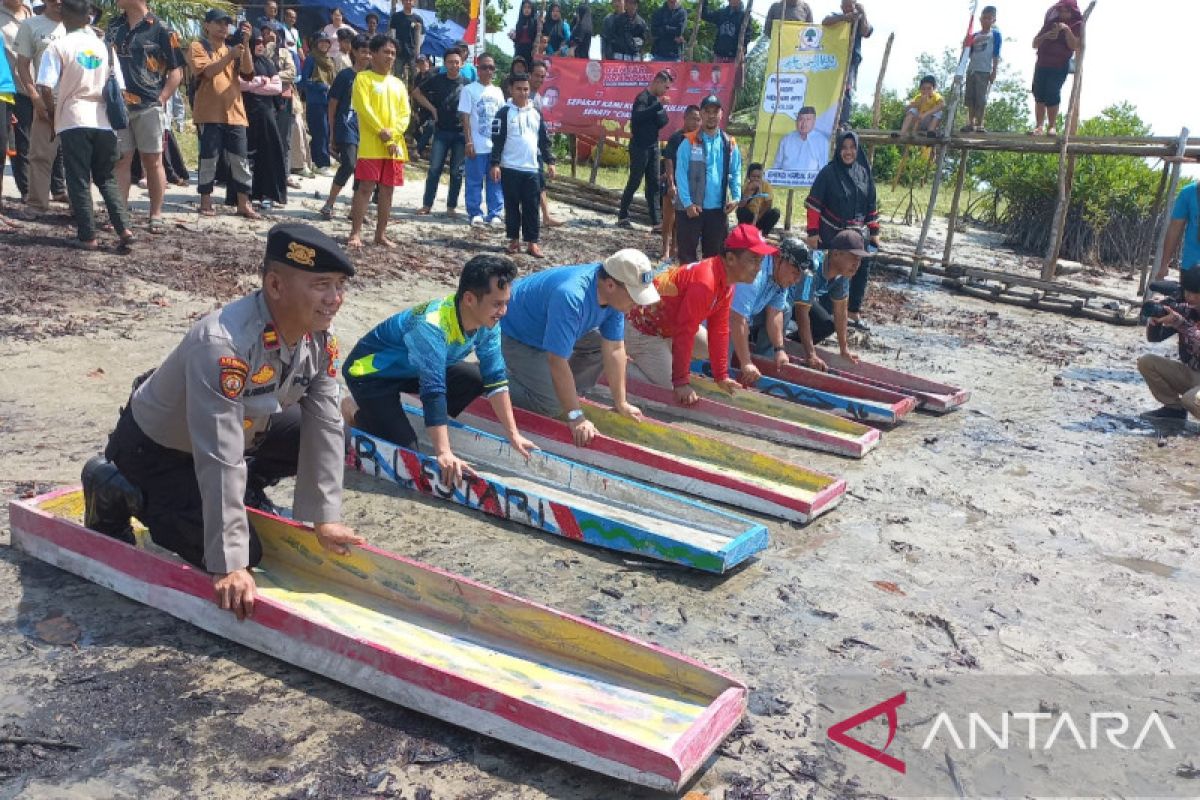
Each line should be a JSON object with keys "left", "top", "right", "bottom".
{"left": 591, "top": 376, "right": 879, "bottom": 459}
{"left": 347, "top": 420, "right": 769, "bottom": 573}
{"left": 457, "top": 399, "right": 845, "bottom": 523}
{"left": 811, "top": 346, "right": 972, "bottom": 413}
{"left": 692, "top": 360, "right": 906, "bottom": 426}
{"left": 747, "top": 355, "right": 920, "bottom": 414}
{"left": 10, "top": 488, "right": 747, "bottom": 792}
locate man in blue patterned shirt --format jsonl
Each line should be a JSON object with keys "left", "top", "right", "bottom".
{"left": 344, "top": 255, "right": 536, "bottom": 482}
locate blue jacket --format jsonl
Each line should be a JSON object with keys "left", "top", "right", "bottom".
{"left": 0, "top": 43, "right": 15, "bottom": 99}
{"left": 344, "top": 295, "right": 508, "bottom": 426}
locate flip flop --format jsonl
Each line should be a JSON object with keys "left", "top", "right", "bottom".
{"left": 147, "top": 217, "right": 166, "bottom": 234}
{"left": 198, "top": 206, "right": 216, "bottom": 217}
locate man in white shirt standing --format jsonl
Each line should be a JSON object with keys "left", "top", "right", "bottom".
{"left": 459, "top": 51, "right": 504, "bottom": 227}
{"left": 36, "top": 0, "right": 133, "bottom": 249}
{"left": 15, "top": 0, "right": 66, "bottom": 212}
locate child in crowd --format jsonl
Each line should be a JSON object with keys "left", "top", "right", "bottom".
{"left": 736, "top": 163, "right": 780, "bottom": 237}
{"left": 894, "top": 75, "right": 945, "bottom": 139}
{"left": 963, "top": 6, "right": 1000, "bottom": 132}
{"left": 490, "top": 73, "right": 556, "bottom": 258}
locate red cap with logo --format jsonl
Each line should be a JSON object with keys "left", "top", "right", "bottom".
{"left": 724, "top": 223, "right": 779, "bottom": 256}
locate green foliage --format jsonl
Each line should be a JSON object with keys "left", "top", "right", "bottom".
{"left": 92, "top": 0, "right": 234, "bottom": 35}
{"left": 438, "top": 0, "right": 510, "bottom": 35}
{"left": 987, "top": 103, "right": 1166, "bottom": 266}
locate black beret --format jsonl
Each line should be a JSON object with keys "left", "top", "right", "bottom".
{"left": 265, "top": 223, "right": 355, "bottom": 276}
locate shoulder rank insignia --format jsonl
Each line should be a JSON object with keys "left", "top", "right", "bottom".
{"left": 325, "top": 335, "right": 339, "bottom": 377}
{"left": 219, "top": 356, "right": 249, "bottom": 399}
{"left": 262, "top": 325, "right": 280, "bottom": 350}
{"left": 250, "top": 364, "right": 276, "bottom": 384}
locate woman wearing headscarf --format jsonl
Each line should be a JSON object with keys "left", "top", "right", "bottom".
{"left": 300, "top": 32, "right": 338, "bottom": 174}
{"left": 1030, "top": 0, "right": 1082, "bottom": 136}
{"left": 568, "top": 2, "right": 594, "bottom": 57}
{"left": 805, "top": 131, "right": 880, "bottom": 330}
{"left": 238, "top": 33, "right": 288, "bottom": 207}
{"left": 510, "top": 0, "right": 539, "bottom": 64}
{"left": 541, "top": 3, "right": 572, "bottom": 56}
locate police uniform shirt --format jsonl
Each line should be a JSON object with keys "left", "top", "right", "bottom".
{"left": 130, "top": 291, "right": 344, "bottom": 574}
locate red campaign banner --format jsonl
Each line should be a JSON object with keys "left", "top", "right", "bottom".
{"left": 537, "top": 58, "right": 738, "bottom": 141}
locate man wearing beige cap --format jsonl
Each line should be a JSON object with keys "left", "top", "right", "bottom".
{"left": 501, "top": 250, "right": 660, "bottom": 446}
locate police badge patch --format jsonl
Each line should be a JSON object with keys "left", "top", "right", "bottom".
{"left": 219, "top": 356, "right": 250, "bottom": 399}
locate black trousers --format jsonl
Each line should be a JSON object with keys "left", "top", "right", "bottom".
{"left": 675, "top": 207, "right": 729, "bottom": 263}
{"left": 736, "top": 206, "right": 781, "bottom": 237}
{"left": 501, "top": 167, "right": 541, "bottom": 244}
{"left": 619, "top": 144, "right": 660, "bottom": 224}
{"left": 848, "top": 256, "right": 871, "bottom": 314}
{"left": 104, "top": 405, "right": 302, "bottom": 571}
{"left": 779, "top": 294, "right": 836, "bottom": 347}
{"left": 347, "top": 362, "right": 485, "bottom": 450}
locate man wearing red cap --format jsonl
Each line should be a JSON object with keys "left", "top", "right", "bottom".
{"left": 625, "top": 223, "right": 777, "bottom": 405}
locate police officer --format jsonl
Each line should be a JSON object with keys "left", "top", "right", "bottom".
{"left": 83, "top": 222, "right": 364, "bottom": 622}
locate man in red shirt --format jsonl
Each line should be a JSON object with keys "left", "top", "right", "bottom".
{"left": 625, "top": 223, "right": 776, "bottom": 404}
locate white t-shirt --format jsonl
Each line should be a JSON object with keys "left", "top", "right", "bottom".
{"left": 14, "top": 12, "right": 63, "bottom": 82}
{"left": 457, "top": 81, "right": 504, "bottom": 155}
{"left": 37, "top": 27, "right": 124, "bottom": 133}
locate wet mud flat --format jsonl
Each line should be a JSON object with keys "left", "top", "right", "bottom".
{"left": 2, "top": 206, "right": 1200, "bottom": 798}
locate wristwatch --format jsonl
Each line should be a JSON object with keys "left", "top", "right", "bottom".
{"left": 773, "top": 345, "right": 786, "bottom": 354}
{"left": 567, "top": 409, "right": 585, "bottom": 423}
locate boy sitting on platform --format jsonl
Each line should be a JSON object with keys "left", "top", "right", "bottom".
{"left": 894, "top": 75, "right": 945, "bottom": 139}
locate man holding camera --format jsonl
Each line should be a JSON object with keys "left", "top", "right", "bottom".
{"left": 1137, "top": 268, "right": 1200, "bottom": 421}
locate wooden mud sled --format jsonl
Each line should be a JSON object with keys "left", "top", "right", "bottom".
{"left": 10, "top": 488, "right": 748, "bottom": 792}
{"left": 591, "top": 376, "right": 880, "bottom": 459}
{"left": 457, "top": 399, "right": 845, "bottom": 524}
{"left": 809, "top": 346, "right": 971, "bottom": 414}
{"left": 692, "top": 360, "right": 912, "bottom": 426}
{"left": 347, "top": 418, "right": 769, "bottom": 573}
{"left": 745, "top": 356, "right": 920, "bottom": 416}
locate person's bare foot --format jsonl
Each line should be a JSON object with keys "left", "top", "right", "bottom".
{"left": 527, "top": 243, "right": 544, "bottom": 258}
{"left": 375, "top": 236, "right": 397, "bottom": 248}
{"left": 347, "top": 234, "right": 364, "bottom": 249}
{"left": 543, "top": 216, "right": 563, "bottom": 227}
{"left": 506, "top": 239, "right": 521, "bottom": 254}
{"left": 414, "top": 206, "right": 432, "bottom": 215}
{"left": 198, "top": 200, "right": 216, "bottom": 216}
{"left": 237, "top": 206, "right": 262, "bottom": 220}
{"left": 76, "top": 238, "right": 99, "bottom": 250}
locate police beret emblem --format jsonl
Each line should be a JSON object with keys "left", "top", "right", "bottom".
{"left": 286, "top": 241, "right": 317, "bottom": 267}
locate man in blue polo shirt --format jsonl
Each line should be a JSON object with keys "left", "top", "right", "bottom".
{"left": 730, "top": 235, "right": 808, "bottom": 385}
{"left": 344, "top": 255, "right": 535, "bottom": 483}
{"left": 501, "top": 249, "right": 660, "bottom": 447}
{"left": 1156, "top": 182, "right": 1200, "bottom": 281}
{"left": 786, "top": 229, "right": 870, "bottom": 370}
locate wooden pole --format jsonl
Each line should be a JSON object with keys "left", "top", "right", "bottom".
{"left": 941, "top": 150, "right": 969, "bottom": 267}
{"left": 1139, "top": 160, "right": 1173, "bottom": 294}
{"left": 784, "top": 189, "right": 794, "bottom": 231}
{"left": 589, "top": 137, "right": 606, "bottom": 185}
{"left": 730, "top": 0, "right": 755, "bottom": 90}
{"left": 570, "top": 134, "right": 578, "bottom": 179}
{"left": 533, "top": 0, "right": 548, "bottom": 58}
{"left": 1039, "top": 0, "right": 1096, "bottom": 281}
{"left": 866, "top": 31, "right": 894, "bottom": 167}
{"left": 685, "top": 0, "right": 703, "bottom": 61}
{"left": 1142, "top": 127, "right": 1190, "bottom": 297}
{"left": 909, "top": 7, "right": 977, "bottom": 281}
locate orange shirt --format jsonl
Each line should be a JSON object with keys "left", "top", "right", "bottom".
{"left": 189, "top": 39, "right": 247, "bottom": 126}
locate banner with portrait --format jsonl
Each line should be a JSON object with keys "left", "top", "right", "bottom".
{"left": 537, "top": 58, "right": 737, "bottom": 141}
{"left": 751, "top": 21, "right": 851, "bottom": 188}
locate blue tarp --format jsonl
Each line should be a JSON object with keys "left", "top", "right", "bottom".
{"left": 252, "top": 2, "right": 465, "bottom": 56}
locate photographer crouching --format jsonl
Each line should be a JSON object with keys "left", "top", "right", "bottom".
{"left": 1138, "top": 268, "right": 1200, "bottom": 421}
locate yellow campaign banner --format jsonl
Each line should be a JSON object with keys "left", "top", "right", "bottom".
{"left": 752, "top": 21, "right": 851, "bottom": 189}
